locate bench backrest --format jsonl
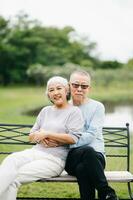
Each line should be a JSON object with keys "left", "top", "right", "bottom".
{"left": 0, "top": 123, "right": 130, "bottom": 171}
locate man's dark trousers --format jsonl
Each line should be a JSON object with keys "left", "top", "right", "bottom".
{"left": 65, "top": 146, "right": 109, "bottom": 200}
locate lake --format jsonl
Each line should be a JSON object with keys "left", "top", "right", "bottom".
{"left": 104, "top": 104, "right": 133, "bottom": 132}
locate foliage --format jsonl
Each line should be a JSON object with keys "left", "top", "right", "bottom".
{"left": 1, "top": 12, "right": 131, "bottom": 86}
{"left": 0, "top": 14, "right": 41, "bottom": 85}
{"left": 27, "top": 62, "right": 93, "bottom": 85}
{"left": 99, "top": 60, "right": 123, "bottom": 69}
{"left": 0, "top": 16, "right": 10, "bottom": 84}
{"left": 125, "top": 58, "right": 133, "bottom": 69}
{"left": 27, "top": 62, "right": 133, "bottom": 88}
{"left": 0, "top": 13, "right": 97, "bottom": 85}
{"left": 92, "top": 68, "right": 133, "bottom": 87}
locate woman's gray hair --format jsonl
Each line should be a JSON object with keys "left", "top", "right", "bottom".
{"left": 47, "top": 76, "right": 68, "bottom": 88}
{"left": 46, "top": 76, "right": 70, "bottom": 100}
{"left": 47, "top": 76, "right": 68, "bottom": 87}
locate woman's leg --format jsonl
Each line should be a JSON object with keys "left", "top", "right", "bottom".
{"left": 0, "top": 182, "right": 18, "bottom": 200}
{"left": 0, "top": 148, "right": 36, "bottom": 196}
{"left": 17, "top": 152, "right": 65, "bottom": 183}
{"left": 1, "top": 152, "right": 65, "bottom": 200}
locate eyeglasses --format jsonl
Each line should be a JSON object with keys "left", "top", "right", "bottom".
{"left": 71, "top": 83, "right": 89, "bottom": 89}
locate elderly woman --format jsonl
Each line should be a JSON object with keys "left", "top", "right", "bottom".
{"left": 0, "top": 76, "right": 84, "bottom": 200}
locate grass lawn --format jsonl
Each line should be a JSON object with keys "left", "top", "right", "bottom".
{"left": 0, "top": 86, "right": 47, "bottom": 124}
{"left": 0, "top": 86, "right": 133, "bottom": 199}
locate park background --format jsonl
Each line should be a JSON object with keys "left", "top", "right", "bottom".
{"left": 0, "top": 0, "right": 133, "bottom": 198}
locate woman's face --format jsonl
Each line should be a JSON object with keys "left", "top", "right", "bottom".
{"left": 48, "top": 83, "right": 68, "bottom": 108}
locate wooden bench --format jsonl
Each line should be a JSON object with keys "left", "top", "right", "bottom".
{"left": 0, "top": 123, "right": 133, "bottom": 199}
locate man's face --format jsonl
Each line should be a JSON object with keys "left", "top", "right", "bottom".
{"left": 70, "top": 74, "right": 91, "bottom": 104}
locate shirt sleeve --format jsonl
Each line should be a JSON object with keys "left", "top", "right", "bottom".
{"left": 65, "top": 108, "right": 84, "bottom": 143}
{"left": 30, "top": 109, "right": 43, "bottom": 134}
{"left": 70, "top": 103, "right": 105, "bottom": 147}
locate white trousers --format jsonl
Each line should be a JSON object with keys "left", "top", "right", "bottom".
{"left": 0, "top": 148, "right": 65, "bottom": 200}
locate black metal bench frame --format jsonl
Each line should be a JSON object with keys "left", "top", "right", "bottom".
{"left": 0, "top": 123, "right": 133, "bottom": 200}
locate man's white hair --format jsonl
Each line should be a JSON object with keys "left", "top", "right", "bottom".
{"left": 70, "top": 70, "right": 91, "bottom": 85}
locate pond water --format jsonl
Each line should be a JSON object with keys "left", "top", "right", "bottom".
{"left": 104, "top": 104, "right": 133, "bottom": 132}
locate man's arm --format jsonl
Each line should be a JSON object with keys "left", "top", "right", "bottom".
{"left": 70, "top": 103, "right": 105, "bottom": 147}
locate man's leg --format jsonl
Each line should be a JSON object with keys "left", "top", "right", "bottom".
{"left": 80, "top": 146, "right": 107, "bottom": 190}
{"left": 75, "top": 162, "right": 95, "bottom": 200}
{"left": 77, "top": 146, "right": 118, "bottom": 200}
{"left": 65, "top": 146, "right": 118, "bottom": 200}
{"left": 65, "top": 147, "right": 96, "bottom": 200}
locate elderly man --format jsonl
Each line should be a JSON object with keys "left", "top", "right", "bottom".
{"left": 65, "top": 70, "right": 118, "bottom": 200}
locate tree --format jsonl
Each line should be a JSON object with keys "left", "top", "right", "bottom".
{"left": 99, "top": 60, "right": 123, "bottom": 69}
{"left": 0, "top": 14, "right": 43, "bottom": 85}
{"left": 126, "top": 58, "right": 133, "bottom": 69}
{"left": 0, "top": 16, "right": 13, "bottom": 85}
{"left": 0, "top": 13, "right": 97, "bottom": 85}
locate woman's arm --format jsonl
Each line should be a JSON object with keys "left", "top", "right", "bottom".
{"left": 29, "top": 107, "right": 84, "bottom": 146}
{"left": 39, "top": 108, "right": 84, "bottom": 146}
{"left": 41, "top": 130, "right": 76, "bottom": 144}
{"left": 29, "top": 130, "right": 75, "bottom": 145}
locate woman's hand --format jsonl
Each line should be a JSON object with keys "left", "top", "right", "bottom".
{"left": 29, "top": 129, "right": 46, "bottom": 143}
{"left": 41, "top": 138, "right": 63, "bottom": 147}
{"left": 29, "top": 129, "right": 75, "bottom": 145}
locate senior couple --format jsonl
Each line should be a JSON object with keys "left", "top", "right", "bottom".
{"left": 0, "top": 70, "right": 118, "bottom": 200}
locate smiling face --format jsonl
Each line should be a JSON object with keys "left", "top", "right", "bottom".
{"left": 48, "top": 83, "right": 68, "bottom": 108}
{"left": 70, "top": 73, "right": 91, "bottom": 105}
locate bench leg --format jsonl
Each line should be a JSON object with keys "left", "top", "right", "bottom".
{"left": 128, "top": 182, "right": 133, "bottom": 200}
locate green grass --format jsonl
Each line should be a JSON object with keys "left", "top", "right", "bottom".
{"left": 18, "top": 182, "right": 132, "bottom": 199}
{"left": 0, "top": 86, "right": 48, "bottom": 124}
{"left": 0, "top": 86, "right": 133, "bottom": 199}
{"left": 91, "top": 83, "right": 133, "bottom": 104}
{"left": 1, "top": 84, "right": 133, "bottom": 124}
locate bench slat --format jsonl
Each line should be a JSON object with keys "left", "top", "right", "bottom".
{"left": 39, "top": 171, "right": 133, "bottom": 183}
